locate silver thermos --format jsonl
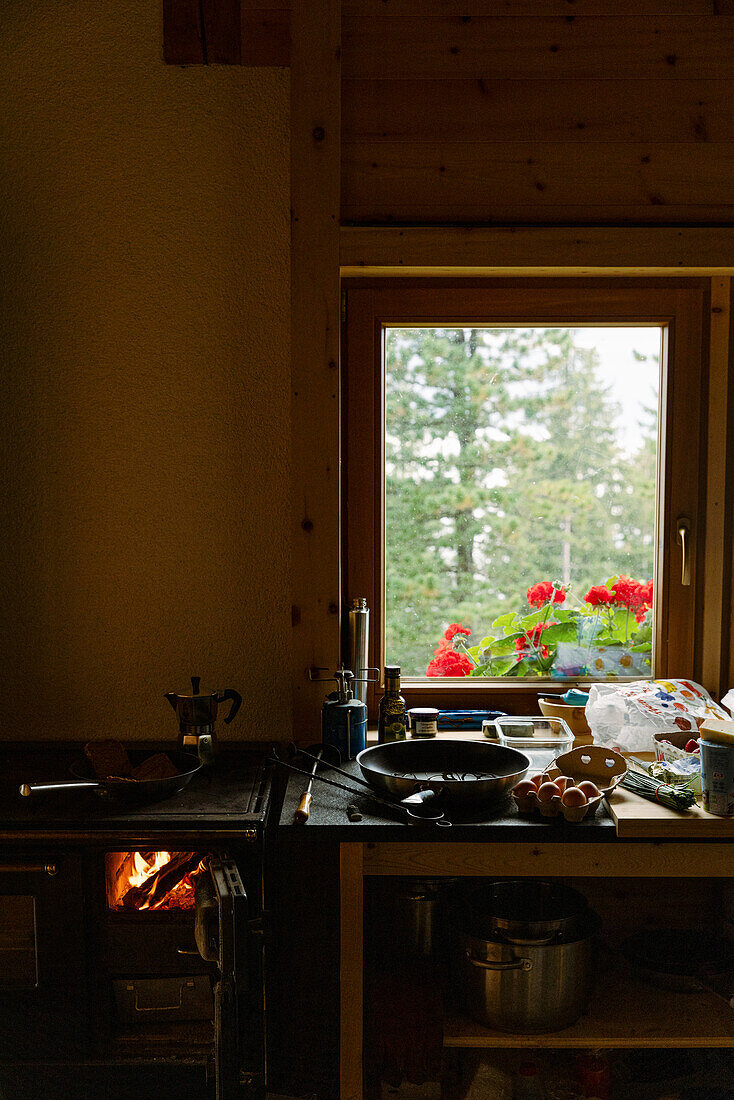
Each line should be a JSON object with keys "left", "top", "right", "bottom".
{"left": 348, "top": 598, "right": 370, "bottom": 706}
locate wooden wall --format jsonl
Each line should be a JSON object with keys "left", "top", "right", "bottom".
{"left": 341, "top": 2, "right": 734, "bottom": 224}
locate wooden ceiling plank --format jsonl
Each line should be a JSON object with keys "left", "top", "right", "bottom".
{"left": 343, "top": 78, "right": 734, "bottom": 144}
{"left": 342, "top": 16, "right": 734, "bottom": 80}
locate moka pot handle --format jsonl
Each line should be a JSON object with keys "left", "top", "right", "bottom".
{"left": 219, "top": 689, "right": 242, "bottom": 724}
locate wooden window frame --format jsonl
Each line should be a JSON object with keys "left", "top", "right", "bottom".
{"left": 342, "top": 277, "right": 711, "bottom": 719}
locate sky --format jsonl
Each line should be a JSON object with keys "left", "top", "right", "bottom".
{"left": 571, "top": 325, "right": 661, "bottom": 454}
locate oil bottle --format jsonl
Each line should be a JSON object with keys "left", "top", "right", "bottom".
{"left": 377, "top": 665, "right": 408, "bottom": 744}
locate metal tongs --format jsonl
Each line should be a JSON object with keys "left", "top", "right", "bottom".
{"left": 272, "top": 745, "right": 452, "bottom": 826}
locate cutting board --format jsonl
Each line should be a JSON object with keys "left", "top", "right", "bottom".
{"left": 607, "top": 786, "right": 734, "bottom": 837}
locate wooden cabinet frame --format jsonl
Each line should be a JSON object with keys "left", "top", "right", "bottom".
{"left": 339, "top": 840, "right": 734, "bottom": 1100}
{"left": 343, "top": 277, "right": 718, "bottom": 716}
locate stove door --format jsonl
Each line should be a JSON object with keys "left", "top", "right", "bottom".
{"left": 195, "top": 857, "right": 257, "bottom": 1099}
{"left": 0, "top": 853, "right": 87, "bottom": 1058}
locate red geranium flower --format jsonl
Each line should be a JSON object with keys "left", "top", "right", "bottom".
{"left": 583, "top": 585, "right": 615, "bottom": 606}
{"left": 515, "top": 620, "right": 555, "bottom": 660}
{"left": 634, "top": 579, "right": 653, "bottom": 622}
{"left": 426, "top": 648, "right": 473, "bottom": 677}
{"left": 426, "top": 628, "right": 473, "bottom": 677}
{"left": 444, "top": 622, "right": 471, "bottom": 641}
{"left": 611, "top": 575, "right": 646, "bottom": 612}
{"left": 526, "top": 581, "right": 566, "bottom": 609}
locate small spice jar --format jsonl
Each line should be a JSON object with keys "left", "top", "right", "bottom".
{"left": 408, "top": 707, "right": 439, "bottom": 738}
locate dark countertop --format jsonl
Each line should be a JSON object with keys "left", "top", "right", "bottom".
{"left": 277, "top": 757, "right": 618, "bottom": 841}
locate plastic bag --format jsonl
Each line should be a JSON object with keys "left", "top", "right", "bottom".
{"left": 585, "top": 678, "right": 729, "bottom": 753}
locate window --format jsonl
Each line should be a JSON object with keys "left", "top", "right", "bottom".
{"left": 343, "top": 280, "right": 708, "bottom": 715}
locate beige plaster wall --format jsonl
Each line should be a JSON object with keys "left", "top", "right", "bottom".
{"left": 0, "top": 3, "right": 291, "bottom": 741}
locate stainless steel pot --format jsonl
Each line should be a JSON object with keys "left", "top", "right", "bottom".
{"left": 460, "top": 917, "right": 598, "bottom": 1033}
{"left": 466, "top": 879, "right": 591, "bottom": 945}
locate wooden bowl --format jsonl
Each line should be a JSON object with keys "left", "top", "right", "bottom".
{"left": 538, "top": 697, "right": 592, "bottom": 741}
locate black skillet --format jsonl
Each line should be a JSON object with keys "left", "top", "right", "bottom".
{"left": 19, "top": 750, "right": 203, "bottom": 807}
{"left": 356, "top": 738, "right": 529, "bottom": 814}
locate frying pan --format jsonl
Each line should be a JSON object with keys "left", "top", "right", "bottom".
{"left": 19, "top": 750, "right": 203, "bottom": 807}
{"left": 356, "top": 739, "right": 529, "bottom": 812}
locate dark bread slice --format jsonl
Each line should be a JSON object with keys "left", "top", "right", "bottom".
{"left": 84, "top": 739, "right": 133, "bottom": 780}
{"left": 132, "top": 753, "right": 180, "bottom": 782}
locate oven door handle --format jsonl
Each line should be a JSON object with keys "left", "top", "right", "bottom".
{"left": 0, "top": 863, "right": 57, "bottom": 876}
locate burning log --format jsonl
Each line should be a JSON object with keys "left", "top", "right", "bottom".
{"left": 105, "top": 850, "right": 206, "bottom": 911}
{"left": 121, "top": 852, "right": 203, "bottom": 910}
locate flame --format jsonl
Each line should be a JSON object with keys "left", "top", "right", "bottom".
{"left": 128, "top": 850, "right": 172, "bottom": 890}
{"left": 117, "top": 851, "right": 206, "bottom": 911}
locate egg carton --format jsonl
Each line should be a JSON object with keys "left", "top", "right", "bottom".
{"left": 512, "top": 773, "right": 604, "bottom": 822}
{"left": 512, "top": 746, "right": 627, "bottom": 823}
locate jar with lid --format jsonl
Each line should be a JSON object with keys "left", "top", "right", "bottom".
{"left": 408, "top": 707, "right": 439, "bottom": 738}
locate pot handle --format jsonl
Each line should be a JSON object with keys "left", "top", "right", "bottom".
{"left": 466, "top": 949, "right": 532, "bottom": 972}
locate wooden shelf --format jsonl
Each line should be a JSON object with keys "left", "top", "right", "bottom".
{"left": 444, "top": 972, "right": 734, "bottom": 1049}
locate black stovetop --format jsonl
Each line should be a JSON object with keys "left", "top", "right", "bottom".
{"left": 0, "top": 742, "right": 276, "bottom": 831}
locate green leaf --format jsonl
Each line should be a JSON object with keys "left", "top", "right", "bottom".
{"left": 549, "top": 608, "right": 576, "bottom": 623}
{"left": 491, "top": 612, "right": 519, "bottom": 636}
{"left": 631, "top": 622, "right": 653, "bottom": 646}
{"left": 516, "top": 607, "right": 551, "bottom": 630}
{"left": 489, "top": 655, "right": 522, "bottom": 676}
{"left": 511, "top": 659, "right": 533, "bottom": 677}
{"left": 540, "top": 621, "right": 577, "bottom": 644}
{"left": 489, "top": 634, "right": 523, "bottom": 656}
{"left": 630, "top": 642, "right": 653, "bottom": 653}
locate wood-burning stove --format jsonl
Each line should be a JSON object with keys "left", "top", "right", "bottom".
{"left": 100, "top": 849, "right": 260, "bottom": 1097}
{"left": 0, "top": 744, "right": 275, "bottom": 1099}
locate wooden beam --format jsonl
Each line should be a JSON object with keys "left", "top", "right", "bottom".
{"left": 163, "top": 2, "right": 290, "bottom": 65}
{"left": 344, "top": 1, "right": 720, "bottom": 12}
{"left": 341, "top": 141, "right": 734, "bottom": 225}
{"left": 202, "top": 0, "right": 242, "bottom": 63}
{"left": 163, "top": 0, "right": 205, "bottom": 64}
{"left": 290, "top": 1, "right": 342, "bottom": 741}
{"left": 362, "top": 841, "right": 734, "bottom": 877}
{"left": 340, "top": 227, "right": 734, "bottom": 275}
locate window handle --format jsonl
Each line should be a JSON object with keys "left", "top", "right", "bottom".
{"left": 677, "top": 517, "right": 691, "bottom": 587}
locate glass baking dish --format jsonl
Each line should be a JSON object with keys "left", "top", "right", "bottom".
{"left": 485, "top": 716, "right": 574, "bottom": 772}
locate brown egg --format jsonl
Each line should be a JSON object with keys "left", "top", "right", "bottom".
{"left": 537, "top": 781, "right": 561, "bottom": 802}
{"left": 530, "top": 773, "right": 546, "bottom": 790}
{"left": 554, "top": 775, "right": 572, "bottom": 794}
{"left": 513, "top": 780, "right": 537, "bottom": 799}
{"left": 577, "top": 780, "right": 601, "bottom": 800}
{"left": 562, "top": 786, "right": 588, "bottom": 808}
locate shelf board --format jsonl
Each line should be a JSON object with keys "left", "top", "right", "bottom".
{"left": 444, "top": 973, "right": 734, "bottom": 1049}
